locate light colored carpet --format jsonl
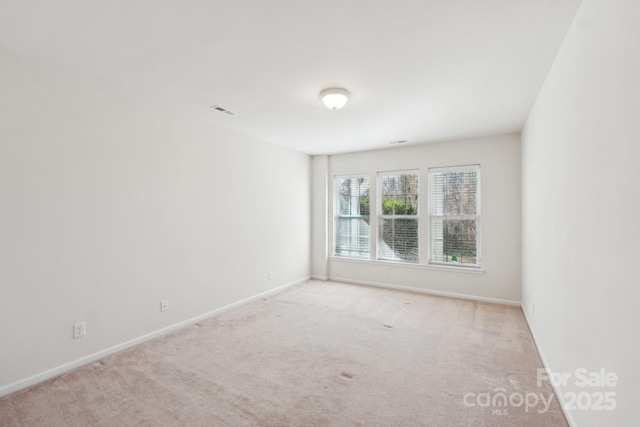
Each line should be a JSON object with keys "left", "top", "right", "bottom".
{"left": 0, "top": 280, "right": 568, "bottom": 426}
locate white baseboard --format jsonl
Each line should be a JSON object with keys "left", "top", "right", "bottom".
{"left": 521, "top": 307, "right": 575, "bottom": 427}
{"left": 329, "top": 276, "right": 521, "bottom": 306}
{"left": 310, "top": 275, "right": 328, "bottom": 281}
{"left": 0, "top": 276, "right": 309, "bottom": 398}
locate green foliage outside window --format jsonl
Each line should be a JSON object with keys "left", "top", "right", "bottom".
{"left": 381, "top": 198, "right": 417, "bottom": 215}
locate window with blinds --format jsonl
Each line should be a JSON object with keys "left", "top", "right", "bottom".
{"left": 377, "top": 172, "right": 419, "bottom": 262}
{"left": 428, "top": 165, "right": 480, "bottom": 267}
{"left": 334, "top": 176, "right": 370, "bottom": 259}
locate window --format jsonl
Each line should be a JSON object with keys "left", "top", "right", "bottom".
{"left": 334, "top": 175, "right": 370, "bottom": 259}
{"left": 378, "top": 172, "right": 419, "bottom": 262}
{"left": 429, "top": 165, "right": 480, "bottom": 267}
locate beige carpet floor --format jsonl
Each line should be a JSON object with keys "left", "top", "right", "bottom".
{"left": 0, "top": 280, "right": 568, "bottom": 426}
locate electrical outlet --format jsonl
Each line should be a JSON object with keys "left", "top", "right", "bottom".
{"left": 73, "top": 322, "right": 86, "bottom": 339}
{"left": 532, "top": 302, "right": 536, "bottom": 314}
{"left": 268, "top": 271, "right": 272, "bottom": 280}
{"left": 161, "top": 300, "right": 169, "bottom": 312}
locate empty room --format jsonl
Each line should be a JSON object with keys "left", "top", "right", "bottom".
{"left": 0, "top": 1, "right": 638, "bottom": 426}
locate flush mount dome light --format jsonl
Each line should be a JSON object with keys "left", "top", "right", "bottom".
{"left": 320, "top": 88, "right": 350, "bottom": 110}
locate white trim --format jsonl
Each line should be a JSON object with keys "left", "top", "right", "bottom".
{"left": 521, "top": 308, "right": 575, "bottom": 427}
{"left": 330, "top": 276, "right": 519, "bottom": 306}
{"left": 377, "top": 170, "right": 420, "bottom": 262}
{"left": 333, "top": 172, "right": 371, "bottom": 180}
{"left": 0, "top": 276, "right": 309, "bottom": 398}
{"left": 333, "top": 174, "right": 372, "bottom": 260}
{"left": 427, "top": 164, "right": 481, "bottom": 173}
{"left": 428, "top": 165, "right": 482, "bottom": 266}
{"left": 428, "top": 261, "right": 483, "bottom": 271}
{"left": 311, "top": 275, "right": 328, "bottom": 281}
{"left": 330, "top": 256, "right": 485, "bottom": 274}
{"left": 376, "top": 168, "right": 421, "bottom": 177}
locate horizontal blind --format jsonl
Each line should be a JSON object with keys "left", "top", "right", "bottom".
{"left": 378, "top": 172, "right": 419, "bottom": 262}
{"left": 334, "top": 176, "right": 370, "bottom": 258}
{"left": 429, "top": 166, "right": 480, "bottom": 266}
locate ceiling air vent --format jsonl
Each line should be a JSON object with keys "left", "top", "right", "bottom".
{"left": 210, "top": 105, "right": 236, "bottom": 116}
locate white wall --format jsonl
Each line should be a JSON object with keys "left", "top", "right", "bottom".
{"left": 310, "top": 155, "right": 329, "bottom": 279}
{"left": 313, "top": 134, "right": 521, "bottom": 304}
{"left": 522, "top": 1, "right": 640, "bottom": 426}
{"left": 0, "top": 54, "right": 310, "bottom": 394}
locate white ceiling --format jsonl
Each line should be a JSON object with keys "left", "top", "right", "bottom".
{"left": 0, "top": 0, "right": 582, "bottom": 155}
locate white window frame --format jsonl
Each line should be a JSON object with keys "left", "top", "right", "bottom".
{"left": 333, "top": 174, "right": 371, "bottom": 259}
{"left": 428, "top": 165, "right": 481, "bottom": 268}
{"left": 377, "top": 170, "right": 420, "bottom": 263}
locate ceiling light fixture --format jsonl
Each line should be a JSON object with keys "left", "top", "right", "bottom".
{"left": 320, "top": 88, "right": 350, "bottom": 110}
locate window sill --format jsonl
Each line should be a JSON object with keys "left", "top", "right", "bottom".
{"left": 330, "top": 256, "right": 485, "bottom": 275}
